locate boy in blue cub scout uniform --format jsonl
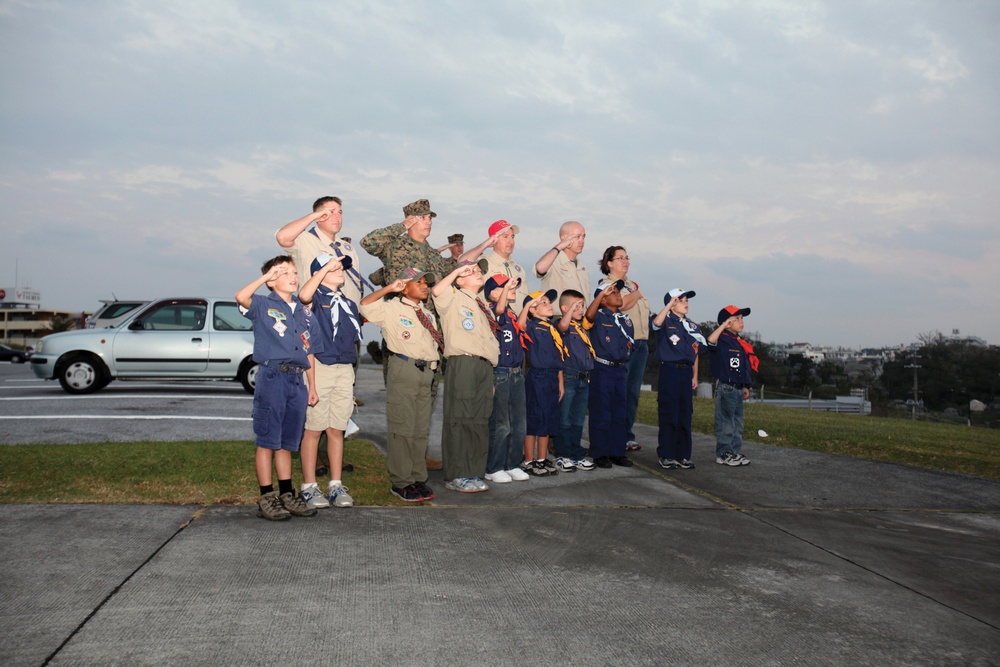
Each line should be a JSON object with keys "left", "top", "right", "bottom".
{"left": 517, "top": 288, "right": 565, "bottom": 476}
{"left": 236, "top": 255, "right": 319, "bottom": 521}
{"left": 554, "top": 289, "right": 596, "bottom": 472}
{"left": 706, "top": 304, "right": 759, "bottom": 467}
{"left": 296, "top": 253, "right": 362, "bottom": 509}
{"left": 651, "top": 288, "right": 706, "bottom": 470}
{"left": 586, "top": 281, "right": 634, "bottom": 468}
{"left": 483, "top": 274, "right": 531, "bottom": 484}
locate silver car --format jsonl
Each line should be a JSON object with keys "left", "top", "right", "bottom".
{"left": 31, "top": 297, "right": 258, "bottom": 394}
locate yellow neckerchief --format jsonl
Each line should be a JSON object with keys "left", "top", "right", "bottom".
{"left": 568, "top": 318, "right": 596, "bottom": 358}
{"left": 535, "top": 319, "right": 568, "bottom": 361}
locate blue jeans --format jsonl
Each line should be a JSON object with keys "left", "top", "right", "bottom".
{"left": 714, "top": 381, "right": 744, "bottom": 457}
{"left": 487, "top": 367, "right": 526, "bottom": 473}
{"left": 625, "top": 339, "right": 648, "bottom": 441}
{"left": 556, "top": 369, "right": 590, "bottom": 460}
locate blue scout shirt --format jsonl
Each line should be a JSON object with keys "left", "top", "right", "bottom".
{"left": 310, "top": 287, "right": 361, "bottom": 366}
{"left": 590, "top": 308, "right": 633, "bottom": 363}
{"left": 494, "top": 309, "right": 525, "bottom": 369}
{"left": 708, "top": 330, "right": 753, "bottom": 386}
{"left": 242, "top": 292, "right": 315, "bottom": 368}
{"left": 525, "top": 317, "right": 563, "bottom": 370}
{"left": 562, "top": 319, "right": 595, "bottom": 372}
{"left": 652, "top": 311, "right": 699, "bottom": 364}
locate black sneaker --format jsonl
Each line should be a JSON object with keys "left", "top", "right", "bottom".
{"left": 528, "top": 460, "right": 550, "bottom": 476}
{"left": 539, "top": 458, "right": 559, "bottom": 475}
{"left": 678, "top": 459, "right": 696, "bottom": 469}
{"left": 593, "top": 456, "right": 613, "bottom": 469}
{"left": 390, "top": 485, "right": 423, "bottom": 502}
{"left": 610, "top": 455, "right": 634, "bottom": 467}
{"left": 414, "top": 481, "right": 435, "bottom": 500}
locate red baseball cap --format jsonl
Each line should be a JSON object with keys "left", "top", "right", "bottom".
{"left": 488, "top": 219, "right": 520, "bottom": 237}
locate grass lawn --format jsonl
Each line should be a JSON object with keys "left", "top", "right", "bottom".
{"left": 0, "top": 438, "right": 407, "bottom": 506}
{"left": 637, "top": 391, "right": 1000, "bottom": 480}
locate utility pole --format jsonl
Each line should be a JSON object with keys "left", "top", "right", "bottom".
{"left": 905, "top": 360, "right": 921, "bottom": 420}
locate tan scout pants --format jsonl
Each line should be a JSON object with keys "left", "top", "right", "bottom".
{"left": 386, "top": 354, "right": 434, "bottom": 487}
{"left": 441, "top": 355, "right": 493, "bottom": 480}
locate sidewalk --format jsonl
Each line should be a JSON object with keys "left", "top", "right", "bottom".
{"left": 2, "top": 365, "right": 999, "bottom": 666}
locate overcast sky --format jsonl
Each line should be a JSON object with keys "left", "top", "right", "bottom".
{"left": 2, "top": 0, "right": 997, "bottom": 348}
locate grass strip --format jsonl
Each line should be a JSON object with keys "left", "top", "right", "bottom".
{"left": 0, "top": 439, "right": 406, "bottom": 506}
{"left": 636, "top": 392, "right": 1000, "bottom": 480}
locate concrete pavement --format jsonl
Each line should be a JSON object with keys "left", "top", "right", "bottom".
{"left": 2, "top": 364, "right": 999, "bottom": 666}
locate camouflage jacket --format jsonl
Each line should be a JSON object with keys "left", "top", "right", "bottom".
{"left": 361, "top": 222, "right": 458, "bottom": 287}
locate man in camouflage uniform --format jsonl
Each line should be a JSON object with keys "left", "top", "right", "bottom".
{"left": 361, "top": 198, "right": 457, "bottom": 289}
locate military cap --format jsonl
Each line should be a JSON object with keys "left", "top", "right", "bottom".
{"left": 447, "top": 233, "right": 464, "bottom": 245}
{"left": 402, "top": 198, "right": 437, "bottom": 218}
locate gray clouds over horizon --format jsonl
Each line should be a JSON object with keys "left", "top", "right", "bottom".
{"left": 2, "top": 0, "right": 998, "bottom": 347}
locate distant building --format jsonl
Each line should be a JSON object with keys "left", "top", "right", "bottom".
{"left": 0, "top": 287, "right": 88, "bottom": 346}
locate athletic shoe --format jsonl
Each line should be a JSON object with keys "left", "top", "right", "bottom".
{"left": 414, "top": 481, "right": 435, "bottom": 500}
{"left": 658, "top": 458, "right": 678, "bottom": 469}
{"left": 256, "top": 491, "right": 291, "bottom": 521}
{"left": 625, "top": 440, "right": 641, "bottom": 451}
{"left": 506, "top": 467, "right": 530, "bottom": 481}
{"left": 391, "top": 485, "right": 423, "bottom": 502}
{"left": 573, "top": 458, "right": 595, "bottom": 471}
{"left": 678, "top": 459, "right": 696, "bottom": 469}
{"left": 345, "top": 418, "right": 360, "bottom": 439}
{"left": 593, "top": 456, "right": 613, "bottom": 469}
{"left": 716, "top": 452, "right": 742, "bottom": 467}
{"left": 445, "top": 477, "right": 485, "bottom": 493}
{"left": 610, "top": 455, "right": 634, "bottom": 467}
{"left": 734, "top": 453, "right": 751, "bottom": 466}
{"left": 471, "top": 477, "right": 489, "bottom": 491}
{"left": 555, "top": 457, "right": 577, "bottom": 473}
{"left": 525, "top": 461, "right": 549, "bottom": 476}
{"left": 327, "top": 482, "right": 354, "bottom": 508}
{"left": 485, "top": 470, "right": 513, "bottom": 484}
{"left": 519, "top": 460, "right": 537, "bottom": 475}
{"left": 540, "top": 458, "right": 559, "bottom": 474}
{"left": 301, "top": 483, "right": 331, "bottom": 508}
{"left": 279, "top": 491, "right": 318, "bottom": 517}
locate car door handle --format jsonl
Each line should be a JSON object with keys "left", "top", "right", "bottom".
{"left": 191, "top": 338, "right": 203, "bottom": 343}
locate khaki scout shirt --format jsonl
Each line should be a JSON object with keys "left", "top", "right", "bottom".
{"left": 598, "top": 275, "right": 650, "bottom": 340}
{"left": 485, "top": 251, "right": 531, "bottom": 308}
{"left": 360, "top": 296, "right": 439, "bottom": 362}
{"left": 289, "top": 228, "right": 363, "bottom": 304}
{"left": 534, "top": 249, "right": 590, "bottom": 303}
{"left": 432, "top": 286, "right": 500, "bottom": 365}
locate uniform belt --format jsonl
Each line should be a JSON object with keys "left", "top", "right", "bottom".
{"left": 565, "top": 369, "right": 591, "bottom": 379}
{"left": 494, "top": 366, "right": 522, "bottom": 375}
{"left": 719, "top": 380, "right": 749, "bottom": 389}
{"left": 389, "top": 351, "right": 439, "bottom": 372}
{"left": 661, "top": 361, "right": 692, "bottom": 369}
{"left": 595, "top": 357, "right": 626, "bottom": 368}
{"left": 263, "top": 361, "right": 305, "bottom": 374}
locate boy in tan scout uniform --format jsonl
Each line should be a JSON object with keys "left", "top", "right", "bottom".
{"left": 360, "top": 268, "right": 442, "bottom": 503}
{"left": 430, "top": 259, "right": 500, "bottom": 493}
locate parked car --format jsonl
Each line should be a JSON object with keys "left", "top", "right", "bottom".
{"left": 86, "top": 299, "right": 150, "bottom": 328}
{"left": 0, "top": 343, "right": 32, "bottom": 363}
{"left": 31, "top": 298, "right": 258, "bottom": 394}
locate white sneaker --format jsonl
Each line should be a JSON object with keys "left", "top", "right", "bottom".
{"left": 506, "top": 467, "right": 530, "bottom": 481}
{"left": 300, "top": 483, "right": 330, "bottom": 509}
{"left": 327, "top": 482, "right": 354, "bottom": 507}
{"left": 573, "top": 458, "right": 595, "bottom": 471}
{"left": 555, "top": 457, "right": 577, "bottom": 473}
{"left": 470, "top": 477, "right": 489, "bottom": 491}
{"left": 345, "top": 418, "right": 360, "bottom": 439}
{"left": 485, "top": 470, "right": 513, "bottom": 484}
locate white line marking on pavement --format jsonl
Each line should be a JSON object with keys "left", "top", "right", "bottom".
{"left": 0, "top": 395, "right": 251, "bottom": 401}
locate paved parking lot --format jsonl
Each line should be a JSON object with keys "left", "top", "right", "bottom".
{"left": 2, "top": 360, "right": 999, "bottom": 666}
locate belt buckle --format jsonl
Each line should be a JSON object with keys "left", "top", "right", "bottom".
{"left": 415, "top": 360, "right": 427, "bottom": 371}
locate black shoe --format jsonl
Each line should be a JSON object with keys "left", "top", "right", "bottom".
{"left": 390, "top": 485, "right": 423, "bottom": 502}
{"left": 414, "top": 481, "right": 435, "bottom": 500}
{"left": 610, "top": 456, "right": 634, "bottom": 467}
{"left": 594, "top": 456, "right": 613, "bottom": 469}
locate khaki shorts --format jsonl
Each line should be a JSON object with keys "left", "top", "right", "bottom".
{"left": 305, "top": 362, "right": 355, "bottom": 432}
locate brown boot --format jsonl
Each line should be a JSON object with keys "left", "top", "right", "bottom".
{"left": 425, "top": 454, "right": 443, "bottom": 471}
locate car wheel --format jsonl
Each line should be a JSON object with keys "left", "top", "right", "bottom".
{"left": 239, "top": 359, "right": 258, "bottom": 394}
{"left": 58, "top": 354, "right": 109, "bottom": 394}
{"left": 11, "top": 354, "right": 23, "bottom": 364}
